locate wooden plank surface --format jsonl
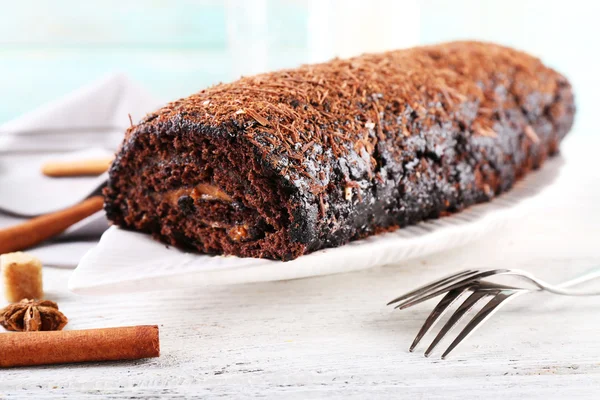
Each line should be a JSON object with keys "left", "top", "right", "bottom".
{"left": 1, "top": 138, "right": 599, "bottom": 398}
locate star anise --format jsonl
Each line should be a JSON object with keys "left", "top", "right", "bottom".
{"left": 0, "top": 299, "right": 68, "bottom": 332}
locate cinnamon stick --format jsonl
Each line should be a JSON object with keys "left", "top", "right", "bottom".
{"left": 42, "top": 157, "right": 113, "bottom": 177}
{"left": 0, "top": 196, "right": 104, "bottom": 254}
{"left": 0, "top": 325, "right": 160, "bottom": 368}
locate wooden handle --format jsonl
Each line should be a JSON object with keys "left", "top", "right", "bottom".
{"left": 0, "top": 196, "right": 104, "bottom": 254}
{"left": 41, "top": 158, "right": 113, "bottom": 177}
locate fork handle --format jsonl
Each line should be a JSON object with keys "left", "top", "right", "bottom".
{"left": 0, "top": 196, "right": 104, "bottom": 254}
{"left": 508, "top": 268, "right": 600, "bottom": 296}
{"left": 558, "top": 267, "right": 600, "bottom": 292}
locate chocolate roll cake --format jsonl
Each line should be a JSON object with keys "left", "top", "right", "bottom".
{"left": 105, "top": 41, "right": 575, "bottom": 260}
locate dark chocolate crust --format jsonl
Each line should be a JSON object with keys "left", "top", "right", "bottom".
{"left": 104, "top": 41, "right": 575, "bottom": 260}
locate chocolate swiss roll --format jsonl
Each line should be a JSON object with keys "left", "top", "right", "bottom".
{"left": 104, "top": 41, "right": 575, "bottom": 260}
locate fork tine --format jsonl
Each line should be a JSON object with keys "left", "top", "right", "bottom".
{"left": 394, "top": 269, "right": 510, "bottom": 310}
{"left": 440, "top": 290, "right": 525, "bottom": 359}
{"left": 392, "top": 270, "right": 482, "bottom": 309}
{"left": 394, "top": 276, "right": 483, "bottom": 310}
{"left": 387, "top": 269, "right": 476, "bottom": 306}
{"left": 409, "top": 286, "right": 470, "bottom": 352}
{"left": 424, "top": 290, "right": 493, "bottom": 357}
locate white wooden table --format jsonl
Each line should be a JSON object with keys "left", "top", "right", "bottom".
{"left": 1, "top": 137, "right": 600, "bottom": 398}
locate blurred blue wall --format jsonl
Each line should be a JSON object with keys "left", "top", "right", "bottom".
{"left": 0, "top": 0, "right": 308, "bottom": 123}
{"left": 1, "top": 0, "right": 597, "bottom": 135}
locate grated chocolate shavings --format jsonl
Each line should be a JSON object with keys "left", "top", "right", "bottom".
{"left": 244, "top": 109, "right": 269, "bottom": 127}
{"left": 525, "top": 125, "right": 541, "bottom": 143}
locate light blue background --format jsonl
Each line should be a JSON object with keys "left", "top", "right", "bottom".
{"left": 0, "top": 0, "right": 308, "bottom": 123}
{"left": 1, "top": 0, "right": 597, "bottom": 135}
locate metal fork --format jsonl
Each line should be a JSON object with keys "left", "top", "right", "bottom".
{"left": 388, "top": 267, "right": 600, "bottom": 359}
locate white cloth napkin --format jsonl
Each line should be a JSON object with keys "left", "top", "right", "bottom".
{"left": 0, "top": 73, "right": 160, "bottom": 267}
{"left": 0, "top": 73, "right": 157, "bottom": 152}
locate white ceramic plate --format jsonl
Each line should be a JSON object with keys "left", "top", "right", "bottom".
{"left": 70, "top": 155, "right": 564, "bottom": 295}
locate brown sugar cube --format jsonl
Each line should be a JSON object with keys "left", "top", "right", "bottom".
{"left": 1, "top": 252, "right": 44, "bottom": 302}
